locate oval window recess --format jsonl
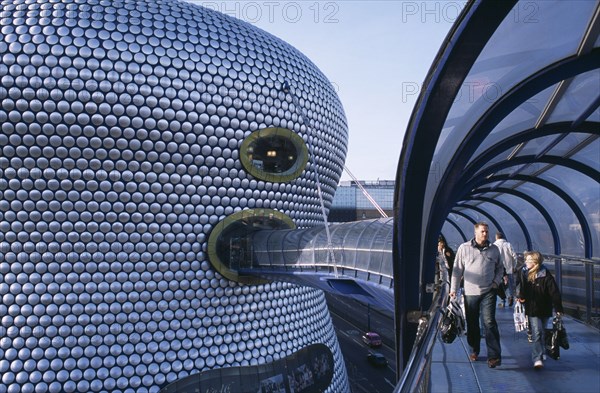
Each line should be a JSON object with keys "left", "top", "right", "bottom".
{"left": 240, "top": 127, "right": 309, "bottom": 183}
{"left": 207, "top": 208, "right": 296, "bottom": 284}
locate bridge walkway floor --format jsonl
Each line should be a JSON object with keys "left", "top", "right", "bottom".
{"left": 430, "top": 304, "right": 600, "bottom": 392}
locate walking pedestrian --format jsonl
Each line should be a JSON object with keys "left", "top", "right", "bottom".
{"left": 516, "top": 251, "right": 564, "bottom": 370}
{"left": 494, "top": 232, "right": 518, "bottom": 307}
{"left": 450, "top": 222, "right": 504, "bottom": 368}
{"left": 437, "top": 234, "right": 455, "bottom": 278}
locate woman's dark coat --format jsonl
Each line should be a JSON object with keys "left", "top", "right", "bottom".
{"left": 515, "top": 265, "right": 563, "bottom": 317}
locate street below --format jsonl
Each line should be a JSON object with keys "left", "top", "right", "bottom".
{"left": 325, "top": 293, "right": 396, "bottom": 393}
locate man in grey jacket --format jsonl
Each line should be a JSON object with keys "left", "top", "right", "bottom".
{"left": 494, "top": 232, "right": 518, "bottom": 307}
{"left": 450, "top": 222, "right": 504, "bottom": 368}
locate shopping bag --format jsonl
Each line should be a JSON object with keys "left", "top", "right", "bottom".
{"left": 439, "top": 308, "right": 458, "bottom": 343}
{"left": 554, "top": 316, "right": 569, "bottom": 350}
{"left": 545, "top": 327, "right": 560, "bottom": 360}
{"left": 439, "top": 298, "right": 465, "bottom": 344}
{"left": 513, "top": 302, "right": 528, "bottom": 332}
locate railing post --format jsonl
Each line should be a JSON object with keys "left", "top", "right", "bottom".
{"left": 585, "top": 261, "right": 593, "bottom": 324}
{"left": 554, "top": 257, "right": 562, "bottom": 292}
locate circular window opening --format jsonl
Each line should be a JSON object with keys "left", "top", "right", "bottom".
{"left": 207, "top": 209, "right": 296, "bottom": 284}
{"left": 240, "top": 127, "right": 309, "bottom": 182}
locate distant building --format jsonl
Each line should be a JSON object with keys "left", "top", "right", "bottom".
{"left": 329, "top": 180, "right": 395, "bottom": 222}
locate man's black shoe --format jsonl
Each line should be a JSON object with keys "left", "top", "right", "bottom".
{"left": 488, "top": 358, "right": 501, "bottom": 368}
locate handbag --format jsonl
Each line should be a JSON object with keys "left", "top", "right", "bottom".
{"left": 513, "top": 302, "right": 528, "bottom": 332}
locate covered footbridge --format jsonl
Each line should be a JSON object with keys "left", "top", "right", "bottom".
{"left": 394, "top": 0, "right": 599, "bottom": 390}
{"left": 205, "top": 0, "right": 599, "bottom": 391}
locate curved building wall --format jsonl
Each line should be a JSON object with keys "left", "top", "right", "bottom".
{"left": 0, "top": 1, "right": 349, "bottom": 392}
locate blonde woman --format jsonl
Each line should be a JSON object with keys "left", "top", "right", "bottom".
{"left": 515, "top": 251, "right": 564, "bottom": 370}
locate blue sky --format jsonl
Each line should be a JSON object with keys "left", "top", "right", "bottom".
{"left": 189, "top": 1, "right": 465, "bottom": 181}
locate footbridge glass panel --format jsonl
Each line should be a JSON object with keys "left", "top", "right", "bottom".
{"left": 394, "top": 0, "right": 599, "bottom": 389}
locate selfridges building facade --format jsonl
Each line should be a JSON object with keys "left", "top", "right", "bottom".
{"left": 0, "top": 1, "right": 350, "bottom": 392}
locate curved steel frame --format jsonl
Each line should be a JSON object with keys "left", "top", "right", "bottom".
{"left": 395, "top": 0, "right": 599, "bottom": 389}
{"left": 463, "top": 196, "right": 531, "bottom": 247}
{"left": 469, "top": 187, "right": 559, "bottom": 253}
{"left": 431, "top": 50, "right": 600, "bottom": 252}
{"left": 449, "top": 210, "right": 476, "bottom": 226}
{"left": 394, "top": 0, "right": 518, "bottom": 373}
{"left": 443, "top": 218, "right": 469, "bottom": 244}
{"left": 459, "top": 154, "right": 598, "bottom": 254}
{"left": 448, "top": 199, "right": 539, "bottom": 249}
{"left": 466, "top": 155, "right": 600, "bottom": 188}
{"left": 453, "top": 203, "right": 503, "bottom": 234}
{"left": 466, "top": 122, "right": 600, "bottom": 166}
{"left": 466, "top": 173, "right": 593, "bottom": 257}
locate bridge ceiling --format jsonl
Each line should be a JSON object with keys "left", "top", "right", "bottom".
{"left": 394, "top": 0, "right": 599, "bottom": 367}
{"left": 398, "top": 0, "right": 599, "bottom": 265}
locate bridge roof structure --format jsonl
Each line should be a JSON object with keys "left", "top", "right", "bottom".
{"left": 394, "top": 0, "right": 599, "bottom": 376}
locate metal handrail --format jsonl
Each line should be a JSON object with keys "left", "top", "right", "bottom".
{"left": 543, "top": 254, "right": 600, "bottom": 264}
{"left": 395, "top": 263, "right": 450, "bottom": 392}
{"left": 542, "top": 254, "right": 599, "bottom": 328}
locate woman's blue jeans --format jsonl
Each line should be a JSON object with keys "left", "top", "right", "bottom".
{"left": 529, "top": 316, "right": 549, "bottom": 362}
{"left": 464, "top": 289, "right": 502, "bottom": 359}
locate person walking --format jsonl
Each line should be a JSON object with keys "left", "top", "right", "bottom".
{"left": 437, "top": 235, "right": 455, "bottom": 278}
{"left": 450, "top": 222, "right": 504, "bottom": 368}
{"left": 494, "top": 232, "right": 518, "bottom": 307}
{"left": 516, "top": 251, "right": 564, "bottom": 370}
